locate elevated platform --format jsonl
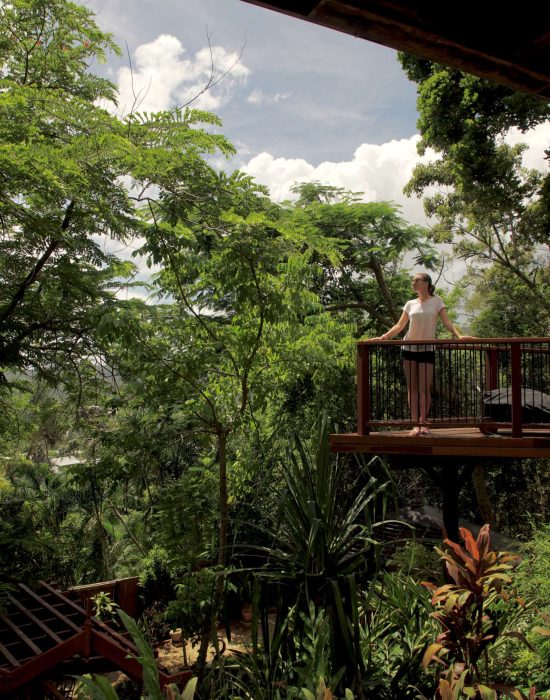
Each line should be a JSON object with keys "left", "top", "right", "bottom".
{"left": 329, "top": 427, "right": 550, "bottom": 459}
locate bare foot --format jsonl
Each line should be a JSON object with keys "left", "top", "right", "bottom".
{"left": 409, "top": 427, "right": 421, "bottom": 436}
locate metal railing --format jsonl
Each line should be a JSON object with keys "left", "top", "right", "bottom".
{"left": 356, "top": 338, "right": 550, "bottom": 437}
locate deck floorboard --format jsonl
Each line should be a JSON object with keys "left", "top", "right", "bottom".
{"left": 329, "top": 427, "right": 550, "bottom": 458}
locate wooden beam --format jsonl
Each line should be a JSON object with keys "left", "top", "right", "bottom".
{"left": 239, "top": 1, "right": 550, "bottom": 98}
{"left": 17, "top": 585, "right": 82, "bottom": 634}
{"left": 0, "top": 640, "right": 21, "bottom": 668}
{"left": 7, "top": 634, "right": 85, "bottom": 693}
{"left": 329, "top": 428, "right": 550, "bottom": 459}
{"left": 6, "top": 595, "right": 63, "bottom": 644}
{"left": 0, "top": 614, "right": 43, "bottom": 655}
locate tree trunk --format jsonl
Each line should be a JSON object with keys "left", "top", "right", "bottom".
{"left": 471, "top": 462, "right": 495, "bottom": 527}
{"left": 196, "top": 428, "right": 229, "bottom": 685}
{"left": 441, "top": 465, "right": 460, "bottom": 543}
{"left": 218, "top": 429, "right": 228, "bottom": 568}
{"left": 367, "top": 254, "right": 400, "bottom": 322}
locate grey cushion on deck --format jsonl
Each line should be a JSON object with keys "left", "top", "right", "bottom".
{"left": 483, "top": 387, "right": 550, "bottom": 422}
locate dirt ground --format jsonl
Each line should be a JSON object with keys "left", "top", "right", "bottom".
{"left": 156, "top": 620, "right": 259, "bottom": 672}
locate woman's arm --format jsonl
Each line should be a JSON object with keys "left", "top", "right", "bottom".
{"left": 439, "top": 308, "right": 475, "bottom": 340}
{"left": 367, "top": 311, "right": 409, "bottom": 341}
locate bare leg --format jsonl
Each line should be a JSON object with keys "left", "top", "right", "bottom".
{"left": 403, "top": 359, "right": 420, "bottom": 428}
{"left": 418, "top": 362, "right": 434, "bottom": 426}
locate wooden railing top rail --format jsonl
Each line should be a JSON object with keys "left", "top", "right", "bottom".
{"left": 68, "top": 577, "right": 139, "bottom": 594}
{"left": 358, "top": 337, "right": 550, "bottom": 346}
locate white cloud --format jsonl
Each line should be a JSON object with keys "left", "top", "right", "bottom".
{"left": 242, "top": 135, "right": 437, "bottom": 226}
{"left": 242, "top": 125, "right": 550, "bottom": 228}
{"left": 114, "top": 34, "right": 250, "bottom": 114}
{"left": 246, "top": 89, "right": 290, "bottom": 105}
{"left": 504, "top": 121, "right": 550, "bottom": 172}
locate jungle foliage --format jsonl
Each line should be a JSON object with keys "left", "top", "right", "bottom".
{"left": 0, "top": 2, "right": 549, "bottom": 699}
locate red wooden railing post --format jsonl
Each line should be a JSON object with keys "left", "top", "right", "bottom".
{"left": 510, "top": 343, "right": 523, "bottom": 437}
{"left": 357, "top": 344, "right": 370, "bottom": 435}
{"left": 117, "top": 577, "right": 139, "bottom": 619}
{"left": 485, "top": 347, "right": 499, "bottom": 390}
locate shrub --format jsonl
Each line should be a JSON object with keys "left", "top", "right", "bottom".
{"left": 421, "top": 524, "right": 547, "bottom": 699}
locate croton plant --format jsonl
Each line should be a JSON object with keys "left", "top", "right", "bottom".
{"left": 421, "top": 524, "right": 548, "bottom": 700}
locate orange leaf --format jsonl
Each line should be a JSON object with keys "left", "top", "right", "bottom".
{"left": 437, "top": 679, "right": 454, "bottom": 700}
{"left": 422, "top": 642, "right": 444, "bottom": 668}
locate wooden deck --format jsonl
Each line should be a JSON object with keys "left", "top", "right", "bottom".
{"left": 329, "top": 427, "right": 550, "bottom": 459}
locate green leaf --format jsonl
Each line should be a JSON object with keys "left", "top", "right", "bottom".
{"left": 76, "top": 674, "right": 120, "bottom": 699}
{"left": 476, "top": 684, "right": 497, "bottom": 700}
{"left": 181, "top": 676, "right": 198, "bottom": 700}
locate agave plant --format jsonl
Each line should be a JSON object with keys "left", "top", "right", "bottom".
{"left": 249, "top": 416, "right": 390, "bottom": 694}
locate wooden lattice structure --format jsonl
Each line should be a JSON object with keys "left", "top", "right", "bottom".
{"left": 0, "top": 580, "right": 191, "bottom": 697}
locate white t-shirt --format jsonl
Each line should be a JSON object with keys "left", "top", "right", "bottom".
{"left": 403, "top": 295, "right": 445, "bottom": 351}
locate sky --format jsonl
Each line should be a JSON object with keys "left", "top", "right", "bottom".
{"left": 85, "top": 0, "right": 549, "bottom": 287}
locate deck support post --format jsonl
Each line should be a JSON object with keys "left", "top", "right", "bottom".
{"left": 441, "top": 465, "right": 460, "bottom": 543}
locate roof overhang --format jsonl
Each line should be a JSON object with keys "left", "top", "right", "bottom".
{"left": 240, "top": 1, "right": 550, "bottom": 99}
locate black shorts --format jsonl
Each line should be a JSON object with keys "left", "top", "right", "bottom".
{"left": 401, "top": 349, "right": 435, "bottom": 364}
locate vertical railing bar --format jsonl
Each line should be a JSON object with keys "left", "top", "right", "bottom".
{"left": 460, "top": 348, "right": 469, "bottom": 420}
{"left": 392, "top": 346, "right": 403, "bottom": 420}
{"left": 378, "top": 345, "right": 382, "bottom": 423}
{"left": 453, "top": 344, "right": 457, "bottom": 422}
{"left": 438, "top": 346, "right": 445, "bottom": 420}
{"left": 381, "top": 346, "right": 384, "bottom": 422}
{"left": 511, "top": 342, "right": 522, "bottom": 437}
{"left": 468, "top": 344, "right": 472, "bottom": 422}
{"left": 357, "top": 345, "right": 369, "bottom": 435}
{"left": 385, "top": 347, "right": 389, "bottom": 422}
{"left": 498, "top": 343, "right": 503, "bottom": 420}
{"left": 376, "top": 345, "right": 380, "bottom": 421}
{"left": 474, "top": 344, "right": 478, "bottom": 423}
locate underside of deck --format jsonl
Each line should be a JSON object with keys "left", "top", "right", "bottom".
{"left": 329, "top": 427, "right": 550, "bottom": 459}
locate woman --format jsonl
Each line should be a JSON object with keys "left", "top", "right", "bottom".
{"left": 370, "top": 273, "right": 470, "bottom": 436}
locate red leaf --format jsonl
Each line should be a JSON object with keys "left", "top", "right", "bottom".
{"left": 460, "top": 527, "right": 479, "bottom": 560}
{"left": 476, "top": 524, "right": 492, "bottom": 558}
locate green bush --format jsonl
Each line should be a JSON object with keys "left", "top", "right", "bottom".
{"left": 360, "top": 573, "right": 438, "bottom": 699}
{"left": 496, "top": 522, "right": 550, "bottom": 695}
{"left": 139, "top": 545, "right": 175, "bottom": 609}
{"left": 386, "top": 539, "right": 441, "bottom": 582}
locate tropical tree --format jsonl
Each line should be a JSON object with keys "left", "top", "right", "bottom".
{"left": 0, "top": 0, "right": 233, "bottom": 384}
{"left": 398, "top": 57, "right": 550, "bottom": 332}
{"left": 288, "top": 182, "right": 439, "bottom": 333}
